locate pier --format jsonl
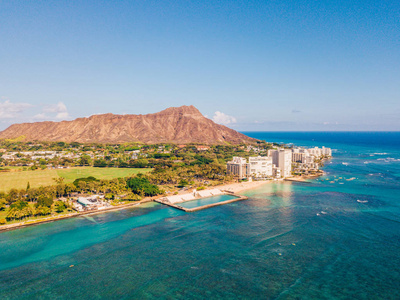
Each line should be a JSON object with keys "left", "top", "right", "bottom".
{"left": 154, "top": 193, "right": 248, "bottom": 212}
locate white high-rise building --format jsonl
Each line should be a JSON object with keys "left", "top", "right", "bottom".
{"left": 292, "top": 152, "right": 314, "bottom": 164}
{"left": 308, "top": 147, "right": 322, "bottom": 157}
{"left": 321, "top": 146, "right": 332, "bottom": 157}
{"left": 270, "top": 149, "right": 292, "bottom": 178}
{"left": 227, "top": 157, "right": 250, "bottom": 179}
{"left": 293, "top": 146, "right": 331, "bottom": 159}
{"left": 249, "top": 156, "right": 273, "bottom": 177}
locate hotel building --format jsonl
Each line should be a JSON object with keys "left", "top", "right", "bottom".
{"left": 227, "top": 157, "right": 250, "bottom": 179}
{"left": 249, "top": 156, "right": 273, "bottom": 177}
{"left": 269, "top": 149, "right": 292, "bottom": 178}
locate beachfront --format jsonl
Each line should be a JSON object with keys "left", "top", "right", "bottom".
{"left": 0, "top": 180, "right": 273, "bottom": 232}
{"left": 217, "top": 179, "right": 274, "bottom": 193}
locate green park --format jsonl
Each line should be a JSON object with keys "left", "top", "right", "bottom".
{"left": 0, "top": 167, "right": 152, "bottom": 193}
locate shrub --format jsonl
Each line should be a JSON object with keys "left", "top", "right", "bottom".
{"left": 73, "top": 176, "right": 98, "bottom": 187}
{"left": 0, "top": 198, "right": 6, "bottom": 211}
{"left": 126, "top": 176, "right": 161, "bottom": 197}
{"left": 36, "top": 195, "right": 54, "bottom": 208}
{"left": 55, "top": 201, "right": 66, "bottom": 213}
{"left": 34, "top": 205, "right": 51, "bottom": 216}
{"left": 93, "top": 159, "right": 108, "bottom": 167}
{"left": 105, "top": 193, "right": 114, "bottom": 200}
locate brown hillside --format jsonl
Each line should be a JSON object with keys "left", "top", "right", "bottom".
{"left": 0, "top": 105, "right": 256, "bottom": 144}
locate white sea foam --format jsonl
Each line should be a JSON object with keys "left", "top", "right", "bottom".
{"left": 377, "top": 158, "right": 400, "bottom": 162}
{"left": 357, "top": 200, "right": 368, "bottom": 203}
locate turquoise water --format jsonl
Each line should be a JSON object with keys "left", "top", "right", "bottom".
{"left": 1, "top": 132, "right": 400, "bottom": 299}
{"left": 178, "top": 194, "right": 238, "bottom": 209}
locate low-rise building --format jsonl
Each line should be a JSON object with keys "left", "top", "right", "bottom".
{"left": 272, "top": 166, "right": 281, "bottom": 178}
{"left": 131, "top": 150, "right": 140, "bottom": 159}
{"left": 74, "top": 195, "right": 107, "bottom": 211}
{"left": 196, "top": 146, "right": 210, "bottom": 151}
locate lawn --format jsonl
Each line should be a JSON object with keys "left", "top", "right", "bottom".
{"left": 0, "top": 167, "right": 152, "bottom": 192}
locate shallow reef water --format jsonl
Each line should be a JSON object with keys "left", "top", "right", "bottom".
{"left": 1, "top": 132, "right": 400, "bottom": 299}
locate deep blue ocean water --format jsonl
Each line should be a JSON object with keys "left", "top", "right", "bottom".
{"left": 1, "top": 132, "right": 400, "bottom": 299}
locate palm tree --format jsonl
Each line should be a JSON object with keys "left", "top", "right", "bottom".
{"left": 7, "top": 200, "right": 34, "bottom": 220}
{"left": 35, "top": 205, "right": 51, "bottom": 216}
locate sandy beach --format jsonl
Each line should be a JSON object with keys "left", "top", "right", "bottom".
{"left": 216, "top": 179, "right": 274, "bottom": 193}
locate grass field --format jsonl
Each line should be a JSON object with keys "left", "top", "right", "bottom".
{"left": 0, "top": 167, "right": 152, "bottom": 193}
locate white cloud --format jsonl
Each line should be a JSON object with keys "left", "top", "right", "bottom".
{"left": 0, "top": 100, "right": 32, "bottom": 118}
{"left": 43, "top": 101, "right": 68, "bottom": 113}
{"left": 42, "top": 102, "right": 70, "bottom": 119}
{"left": 212, "top": 111, "right": 237, "bottom": 125}
{"left": 33, "top": 113, "right": 48, "bottom": 120}
{"left": 56, "top": 112, "right": 69, "bottom": 120}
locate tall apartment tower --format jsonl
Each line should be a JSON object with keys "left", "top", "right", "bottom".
{"left": 269, "top": 149, "right": 292, "bottom": 178}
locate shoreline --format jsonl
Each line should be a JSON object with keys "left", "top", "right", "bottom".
{"left": 284, "top": 176, "right": 315, "bottom": 183}
{"left": 216, "top": 179, "right": 276, "bottom": 194}
{"left": 0, "top": 197, "right": 155, "bottom": 233}
{"left": 0, "top": 176, "right": 317, "bottom": 233}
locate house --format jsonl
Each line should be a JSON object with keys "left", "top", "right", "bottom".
{"left": 196, "top": 145, "right": 210, "bottom": 151}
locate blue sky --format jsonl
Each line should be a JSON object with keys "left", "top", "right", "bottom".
{"left": 0, "top": 0, "right": 399, "bottom": 131}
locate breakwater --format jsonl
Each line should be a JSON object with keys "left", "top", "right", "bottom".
{"left": 154, "top": 193, "right": 248, "bottom": 212}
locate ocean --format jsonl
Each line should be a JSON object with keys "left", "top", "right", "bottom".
{"left": 1, "top": 132, "right": 400, "bottom": 299}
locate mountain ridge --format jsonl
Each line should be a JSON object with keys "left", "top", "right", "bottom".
{"left": 0, "top": 105, "right": 256, "bottom": 144}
